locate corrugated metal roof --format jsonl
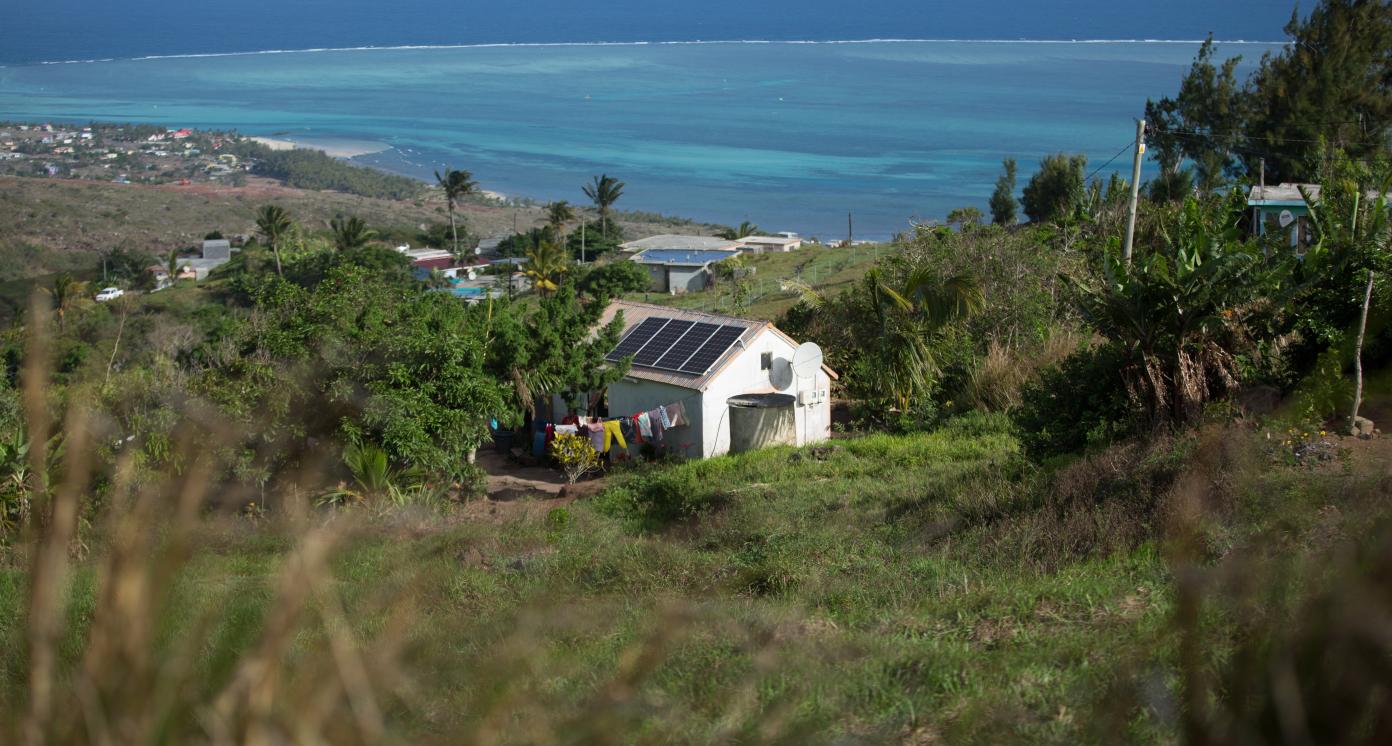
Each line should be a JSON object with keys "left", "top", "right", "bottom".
{"left": 1248, "top": 183, "right": 1319, "bottom": 205}
{"left": 632, "top": 249, "right": 740, "bottom": 266}
{"left": 619, "top": 234, "right": 743, "bottom": 252}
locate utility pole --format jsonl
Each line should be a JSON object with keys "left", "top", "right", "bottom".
{"left": 1122, "top": 118, "right": 1146, "bottom": 267}
{"left": 581, "top": 220, "right": 586, "bottom": 263}
{"left": 847, "top": 211, "right": 853, "bottom": 248}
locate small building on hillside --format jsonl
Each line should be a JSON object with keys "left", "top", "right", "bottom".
{"left": 631, "top": 249, "right": 740, "bottom": 294}
{"left": 594, "top": 301, "right": 835, "bottom": 460}
{"left": 146, "top": 265, "right": 172, "bottom": 291}
{"left": 396, "top": 247, "right": 454, "bottom": 270}
{"left": 741, "top": 235, "right": 802, "bottom": 253}
{"left": 176, "top": 239, "right": 238, "bottom": 281}
{"left": 202, "top": 239, "right": 232, "bottom": 260}
{"left": 619, "top": 234, "right": 743, "bottom": 254}
{"left": 1248, "top": 183, "right": 1317, "bottom": 250}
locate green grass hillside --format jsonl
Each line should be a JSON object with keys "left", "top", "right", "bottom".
{"left": 6, "top": 414, "right": 1384, "bottom": 742}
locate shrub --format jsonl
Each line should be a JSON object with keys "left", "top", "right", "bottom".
{"left": 550, "top": 432, "right": 600, "bottom": 484}
{"left": 1013, "top": 344, "right": 1134, "bottom": 459}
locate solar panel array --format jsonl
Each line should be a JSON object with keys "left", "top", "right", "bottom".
{"left": 606, "top": 317, "right": 748, "bottom": 375}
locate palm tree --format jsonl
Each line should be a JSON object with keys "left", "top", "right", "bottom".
{"left": 330, "top": 215, "right": 376, "bottom": 253}
{"left": 862, "top": 267, "right": 984, "bottom": 410}
{"left": 547, "top": 200, "right": 575, "bottom": 239}
{"left": 46, "top": 272, "right": 87, "bottom": 331}
{"left": 717, "top": 221, "right": 760, "bottom": 240}
{"left": 254, "top": 205, "right": 293, "bottom": 277}
{"left": 435, "top": 167, "right": 477, "bottom": 255}
{"left": 582, "top": 174, "right": 624, "bottom": 237}
{"left": 166, "top": 248, "right": 183, "bottom": 280}
{"left": 523, "top": 240, "right": 570, "bottom": 294}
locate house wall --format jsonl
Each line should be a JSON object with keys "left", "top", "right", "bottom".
{"left": 606, "top": 378, "right": 704, "bottom": 459}
{"left": 700, "top": 330, "right": 832, "bottom": 458}
{"left": 668, "top": 266, "right": 710, "bottom": 293}
{"left": 642, "top": 264, "right": 669, "bottom": 292}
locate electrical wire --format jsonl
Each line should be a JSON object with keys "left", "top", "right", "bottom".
{"left": 1083, "top": 142, "right": 1136, "bottom": 184}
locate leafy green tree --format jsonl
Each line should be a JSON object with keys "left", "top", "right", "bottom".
{"left": 329, "top": 215, "right": 376, "bottom": 253}
{"left": 254, "top": 204, "right": 293, "bottom": 277}
{"left": 577, "top": 260, "right": 650, "bottom": 299}
{"left": 565, "top": 219, "right": 624, "bottom": 260}
{"left": 435, "top": 168, "right": 477, "bottom": 256}
{"left": 1145, "top": 37, "right": 1248, "bottom": 192}
{"left": 1147, "top": 167, "right": 1196, "bottom": 203}
{"left": 1245, "top": 1, "right": 1392, "bottom": 182}
{"left": 582, "top": 174, "right": 625, "bottom": 236}
{"left": 946, "top": 207, "right": 983, "bottom": 230}
{"left": 717, "top": 221, "right": 760, "bottom": 240}
{"left": 486, "top": 280, "right": 629, "bottom": 419}
{"left": 1148, "top": 4, "right": 1392, "bottom": 185}
{"left": 1301, "top": 160, "right": 1392, "bottom": 432}
{"left": 1022, "top": 154, "right": 1087, "bottom": 224}
{"left": 100, "top": 247, "right": 157, "bottom": 285}
{"left": 990, "top": 158, "right": 1018, "bottom": 225}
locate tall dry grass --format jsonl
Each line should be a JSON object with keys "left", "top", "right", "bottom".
{"left": 966, "top": 327, "right": 1089, "bottom": 412}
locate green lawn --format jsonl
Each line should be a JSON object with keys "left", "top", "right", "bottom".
{"left": 629, "top": 242, "right": 895, "bottom": 321}
{"left": 11, "top": 416, "right": 1370, "bottom": 742}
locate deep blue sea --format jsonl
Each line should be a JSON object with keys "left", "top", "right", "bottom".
{"left": 0, "top": 2, "right": 1290, "bottom": 238}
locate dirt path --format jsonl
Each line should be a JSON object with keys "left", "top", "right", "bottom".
{"left": 477, "top": 448, "right": 568, "bottom": 500}
{"left": 457, "top": 447, "right": 609, "bottom": 523}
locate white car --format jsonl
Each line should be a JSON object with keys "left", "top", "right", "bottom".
{"left": 94, "top": 287, "right": 125, "bottom": 302}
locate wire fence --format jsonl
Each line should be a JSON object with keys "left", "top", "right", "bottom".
{"left": 646, "top": 243, "right": 897, "bottom": 316}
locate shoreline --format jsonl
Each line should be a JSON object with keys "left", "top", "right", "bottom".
{"left": 251, "top": 135, "right": 390, "bottom": 159}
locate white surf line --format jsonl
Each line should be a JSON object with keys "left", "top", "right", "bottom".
{"left": 8, "top": 38, "right": 1289, "bottom": 68}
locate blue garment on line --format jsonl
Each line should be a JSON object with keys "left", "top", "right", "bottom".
{"left": 532, "top": 431, "right": 547, "bottom": 456}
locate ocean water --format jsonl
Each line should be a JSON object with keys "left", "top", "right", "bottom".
{"left": 0, "top": 40, "right": 1280, "bottom": 238}
{"left": 1, "top": 1, "right": 1286, "bottom": 66}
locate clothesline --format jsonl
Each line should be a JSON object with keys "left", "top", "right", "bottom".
{"left": 537, "top": 397, "right": 695, "bottom": 457}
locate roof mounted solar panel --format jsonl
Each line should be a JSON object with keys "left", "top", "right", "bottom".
{"left": 632, "top": 320, "right": 695, "bottom": 367}
{"left": 679, "top": 325, "right": 746, "bottom": 374}
{"left": 652, "top": 322, "right": 721, "bottom": 371}
{"left": 605, "top": 317, "right": 668, "bottom": 362}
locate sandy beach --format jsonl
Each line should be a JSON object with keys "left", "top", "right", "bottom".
{"left": 250, "top": 136, "right": 390, "bottom": 159}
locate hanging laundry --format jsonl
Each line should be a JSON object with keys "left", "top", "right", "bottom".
{"left": 555, "top": 424, "right": 579, "bottom": 436}
{"left": 665, "top": 401, "right": 688, "bottom": 428}
{"left": 619, "top": 417, "right": 638, "bottom": 445}
{"left": 647, "top": 409, "right": 666, "bottom": 442}
{"left": 656, "top": 405, "right": 672, "bottom": 429}
{"left": 603, "top": 420, "right": 627, "bottom": 452}
{"left": 629, "top": 414, "right": 644, "bottom": 444}
{"left": 589, "top": 427, "right": 606, "bottom": 453}
{"left": 636, "top": 411, "right": 653, "bottom": 440}
{"left": 532, "top": 430, "right": 547, "bottom": 456}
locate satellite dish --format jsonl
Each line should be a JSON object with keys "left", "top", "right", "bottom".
{"left": 1279, "top": 210, "right": 1295, "bottom": 228}
{"left": 769, "top": 357, "right": 794, "bottom": 390}
{"left": 791, "top": 342, "right": 823, "bottom": 379}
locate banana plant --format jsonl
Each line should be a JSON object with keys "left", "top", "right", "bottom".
{"left": 1072, "top": 194, "right": 1285, "bottom": 425}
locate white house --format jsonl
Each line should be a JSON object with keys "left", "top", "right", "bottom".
{"left": 595, "top": 301, "right": 835, "bottom": 459}
{"left": 741, "top": 235, "right": 802, "bottom": 253}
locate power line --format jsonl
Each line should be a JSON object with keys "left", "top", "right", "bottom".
{"left": 1083, "top": 142, "right": 1135, "bottom": 183}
